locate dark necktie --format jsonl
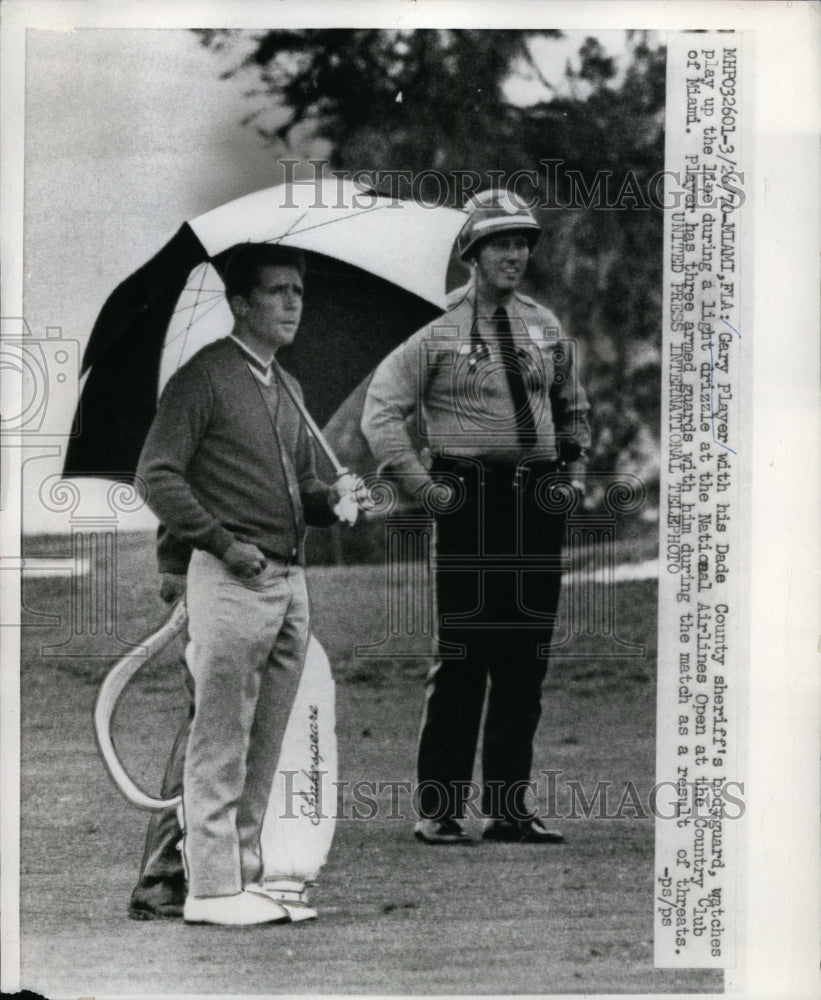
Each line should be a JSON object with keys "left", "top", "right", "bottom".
{"left": 494, "top": 305, "right": 536, "bottom": 446}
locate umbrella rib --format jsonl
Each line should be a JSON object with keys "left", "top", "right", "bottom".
{"left": 262, "top": 204, "right": 386, "bottom": 243}
{"left": 172, "top": 263, "right": 216, "bottom": 368}
{"left": 171, "top": 288, "right": 224, "bottom": 316}
{"left": 164, "top": 293, "right": 227, "bottom": 353}
{"left": 170, "top": 291, "right": 224, "bottom": 319}
{"left": 174, "top": 288, "right": 226, "bottom": 301}
{"left": 267, "top": 210, "right": 309, "bottom": 243}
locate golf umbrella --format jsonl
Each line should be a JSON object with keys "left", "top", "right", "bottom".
{"left": 63, "top": 179, "right": 466, "bottom": 482}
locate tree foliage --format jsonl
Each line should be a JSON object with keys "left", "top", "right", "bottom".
{"left": 197, "top": 29, "right": 563, "bottom": 172}
{"left": 197, "top": 29, "right": 666, "bottom": 503}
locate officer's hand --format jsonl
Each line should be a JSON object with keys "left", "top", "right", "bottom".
{"left": 159, "top": 572, "right": 186, "bottom": 604}
{"left": 223, "top": 540, "right": 267, "bottom": 578}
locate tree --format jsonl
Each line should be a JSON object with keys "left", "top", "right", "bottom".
{"left": 197, "top": 28, "right": 563, "bottom": 177}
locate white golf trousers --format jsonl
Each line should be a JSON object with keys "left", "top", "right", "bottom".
{"left": 182, "top": 550, "right": 309, "bottom": 898}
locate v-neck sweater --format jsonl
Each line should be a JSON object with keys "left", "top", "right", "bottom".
{"left": 137, "top": 337, "right": 336, "bottom": 565}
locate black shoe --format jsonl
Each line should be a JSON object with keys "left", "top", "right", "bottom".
{"left": 482, "top": 815, "right": 565, "bottom": 844}
{"left": 414, "top": 818, "right": 472, "bottom": 845}
{"left": 128, "top": 877, "right": 186, "bottom": 920}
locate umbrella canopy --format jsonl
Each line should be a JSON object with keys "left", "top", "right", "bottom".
{"left": 63, "top": 181, "right": 466, "bottom": 482}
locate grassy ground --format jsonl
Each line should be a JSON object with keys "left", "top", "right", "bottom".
{"left": 17, "top": 531, "right": 721, "bottom": 997}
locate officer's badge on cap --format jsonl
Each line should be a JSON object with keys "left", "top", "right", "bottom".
{"left": 457, "top": 188, "right": 542, "bottom": 260}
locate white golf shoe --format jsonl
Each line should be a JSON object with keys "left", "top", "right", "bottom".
{"left": 246, "top": 879, "right": 319, "bottom": 922}
{"left": 183, "top": 889, "right": 290, "bottom": 926}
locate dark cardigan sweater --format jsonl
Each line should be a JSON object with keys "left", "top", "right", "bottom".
{"left": 137, "top": 337, "right": 336, "bottom": 566}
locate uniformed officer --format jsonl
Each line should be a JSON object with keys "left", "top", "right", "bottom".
{"left": 362, "top": 190, "right": 591, "bottom": 844}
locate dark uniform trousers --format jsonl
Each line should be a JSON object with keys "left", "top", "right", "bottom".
{"left": 135, "top": 667, "right": 190, "bottom": 885}
{"left": 418, "top": 455, "right": 566, "bottom": 822}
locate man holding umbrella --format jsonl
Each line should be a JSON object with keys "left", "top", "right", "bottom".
{"left": 136, "top": 242, "right": 359, "bottom": 925}
{"left": 362, "top": 190, "right": 591, "bottom": 845}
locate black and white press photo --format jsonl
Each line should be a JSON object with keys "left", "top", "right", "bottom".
{"left": 1, "top": 2, "right": 818, "bottom": 999}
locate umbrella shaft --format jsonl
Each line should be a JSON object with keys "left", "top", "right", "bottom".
{"left": 277, "top": 373, "right": 346, "bottom": 478}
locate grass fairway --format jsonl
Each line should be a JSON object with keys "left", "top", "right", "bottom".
{"left": 18, "top": 532, "right": 722, "bottom": 996}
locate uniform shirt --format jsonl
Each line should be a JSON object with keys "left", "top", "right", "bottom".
{"left": 137, "top": 337, "right": 336, "bottom": 565}
{"left": 362, "top": 283, "right": 591, "bottom": 484}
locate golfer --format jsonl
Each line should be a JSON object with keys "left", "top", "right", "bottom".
{"left": 137, "top": 243, "right": 357, "bottom": 925}
{"left": 362, "top": 190, "right": 591, "bottom": 845}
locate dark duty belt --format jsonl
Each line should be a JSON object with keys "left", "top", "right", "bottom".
{"left": 432, "top": 455, "right": 561, "bottom": 491}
